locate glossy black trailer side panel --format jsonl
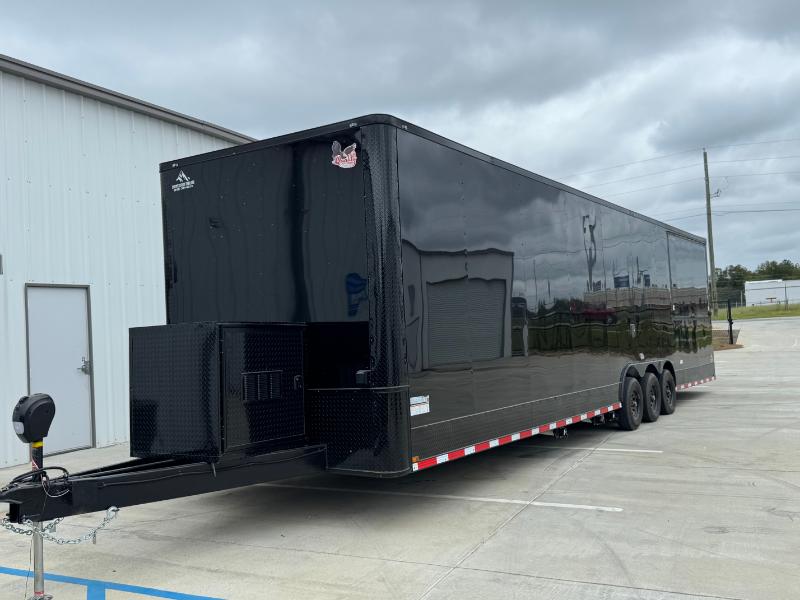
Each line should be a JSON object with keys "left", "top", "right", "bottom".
{"left": 397, "top": 129, "right": 713, "bottom": 460}
{"left": 160, "top": 125, "right": 412, "bottom": 475}
{"left": 162, "top": 137, "right": 369, "bottom": 326}
{"left": 157, "top": 115, "right": 712, "bottom": 473}
{"left": 307, "top": 124, "right": 410, "bottom": 476}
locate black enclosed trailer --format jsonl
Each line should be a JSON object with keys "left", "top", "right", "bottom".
{"left": 2, "top": 115, "right": 714, "bottom": 520}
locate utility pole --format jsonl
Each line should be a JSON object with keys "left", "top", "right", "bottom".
{"left": 703, "top": 148, "right": 718, "bottom": 317}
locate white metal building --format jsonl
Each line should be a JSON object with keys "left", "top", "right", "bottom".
{"left": 744, "top": 279, "right": 800, "bottom": 306}
{"left": 0, "top": 55, "right": 253, "bottom": 466}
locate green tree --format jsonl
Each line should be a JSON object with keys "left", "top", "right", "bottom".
{"left": 716, "top": 264, "right": 752, "bottom": 304}
{"left": 714, "top": 260, "right": 799, "bottom": 304}
{"left": 716, "top": 264, "right": 752, "bottom": 290}
{"left": 754, "top": 259, "right": 800, "bottom": 280}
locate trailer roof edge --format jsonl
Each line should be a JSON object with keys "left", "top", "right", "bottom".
{"left": 161, "top": 113, "right": 707, "bottom": 245}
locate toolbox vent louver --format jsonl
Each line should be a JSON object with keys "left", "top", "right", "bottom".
{"left": 244, "top": 370, "right": 282, "bottom": 403}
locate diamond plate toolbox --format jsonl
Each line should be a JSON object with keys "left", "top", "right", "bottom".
{"left": 130, "top": 322, "right": 305, "bottom": 461}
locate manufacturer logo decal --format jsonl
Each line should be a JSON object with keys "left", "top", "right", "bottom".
{"left": 331, "top": 141, "right": 357, "bottom": 169}
{"left": 172, "top": 170, "right": 195, "bottom": 192}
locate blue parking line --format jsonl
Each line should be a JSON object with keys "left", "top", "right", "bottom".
{"left": 0, "top": 565, "right": 224, "bottom": 599}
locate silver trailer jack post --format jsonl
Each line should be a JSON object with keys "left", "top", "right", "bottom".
{"left": 12, "top": 393, "right": 56, "bottom": 600}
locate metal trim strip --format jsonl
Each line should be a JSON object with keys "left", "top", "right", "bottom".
{"left": 411, "top": 375, "right": 717, "bottom": 472}
{"left": 676, "top": 375, "right": 716, "bottom": 390}
{"left": 411, "top": 401, "right": 623, "bottom": 472}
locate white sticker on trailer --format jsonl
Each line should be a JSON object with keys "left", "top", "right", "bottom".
{"left": 171, "top": 170, "right": 195, "bottom": 192}
{"left": 410, "top": 395, "right": 430, "bottom": 416}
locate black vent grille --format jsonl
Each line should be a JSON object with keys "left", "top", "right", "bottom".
{"left": 243, "top": 370, "right": 283, "bottom": 403}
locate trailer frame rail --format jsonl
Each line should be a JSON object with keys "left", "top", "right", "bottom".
{"left": 0, "top": 444, "right": 326, "bottom": 523}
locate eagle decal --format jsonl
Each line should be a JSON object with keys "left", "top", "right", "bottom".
{"left": 331, "top": 141, "right": 358, "bottom": 168}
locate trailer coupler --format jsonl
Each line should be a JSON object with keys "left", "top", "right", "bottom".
{"left": 0, "top": 444, "right": 327, "bottom": 523}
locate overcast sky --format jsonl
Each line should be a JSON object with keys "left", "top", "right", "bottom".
{"left": 2, "top": 1, "right": 799, "bottom": 270}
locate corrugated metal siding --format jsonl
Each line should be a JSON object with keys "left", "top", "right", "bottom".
{"left": 427, "top": 279, "right": 470, "bottom": 366}
{"left": 0, "top": 70, "right": 236, "bottom": 466}
{"left": 468, "top": 278, "right": 505, "bottom": 362}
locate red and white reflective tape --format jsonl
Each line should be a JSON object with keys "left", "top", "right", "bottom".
{"left": 676, "top": 375, "right": 716, "bottom": 391}
{"left": 411, "top": 401, "right": 623, "bottom": 472}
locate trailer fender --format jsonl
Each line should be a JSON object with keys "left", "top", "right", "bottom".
{"left": 617, "top": 360, "right": 666, "bottom": 402}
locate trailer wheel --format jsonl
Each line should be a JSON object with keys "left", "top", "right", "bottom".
{"left": 660, "top": 370, "right": 677, "bottom": 415}
{"left": 618, "top": 377, "right": 644, "bottom": 431}
{"left": 641, "top": 372, "right": 661, "bottom": 422}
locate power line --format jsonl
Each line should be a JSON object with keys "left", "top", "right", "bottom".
{"left": 600, "top": 170, "right": 800, "bottom": 198}
{"left": 604, "top": 177, "right": 705, "bottom": 197}
{"left": 659, "top": 200, "right": 800, "bottom": 219}
{"left": 559, "top": 148, "right": 700, "bottom": 179}
{"left": 711, "top": 154, "right": 800, "bottom": 164}
{"left": 665, "top": 208, "right": 800, "bottom": 222}
{"left": 581, "top": 163, "right": 700, "bottom": 189}
{"left": 720, "top": 208, "right": 800, "bottom": 215}
{"left": 707, "top": 137, "right": 800, "bottom": 150}
{"left": 582, "top": 156, "right": 800, "bottom": 190}
{"left": 662, "top": 213, "right": 712, "bottom": 222}
{"left": 560, "top": 137, "right": 800, "bottom": 181}
{"left": 721, "top": 170, "right": 800, "bottom": 178}
{"left": 576, "top": 156, "right": 800, "bottom": 190}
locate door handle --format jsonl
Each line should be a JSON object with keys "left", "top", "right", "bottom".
{"left": 77, "top": 356, "right": 92, "bottom": 375}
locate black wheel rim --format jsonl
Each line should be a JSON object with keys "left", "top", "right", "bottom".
{"left": 631, "top": 388, "right": 641, "bottom": 416}
{"left": 664, "top": 383, "right": 673, "bottom": 407}
{"left": 648, "top": 385, "right": 658, "bottom": 412}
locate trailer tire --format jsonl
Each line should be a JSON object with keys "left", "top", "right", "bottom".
{"left": 641, "top": 372, "right": 661, "bottom": 422}
{"left": 618, "top": 377, "right": 644, "bottom": 431}
{"left": 660, "top": 370, "right": 677, "bottom": 415}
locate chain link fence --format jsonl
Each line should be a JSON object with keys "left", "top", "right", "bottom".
{"left": 714, "top": 281, "right": 800, "bottom": 313}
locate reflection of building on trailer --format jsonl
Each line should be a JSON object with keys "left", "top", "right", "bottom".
{"left": 1, "top": 115, "right": 715, "bottom": 530}
{"left": 401, "top": 242, "right": 513, "bottom": 370}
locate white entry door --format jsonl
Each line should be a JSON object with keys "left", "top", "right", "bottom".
{"left": 27, "top": 286, "right": 94, "bottom": 453}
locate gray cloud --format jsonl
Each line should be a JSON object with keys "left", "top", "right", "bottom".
{"left": 2, "top": 0, "right": 799, "bottom": 269}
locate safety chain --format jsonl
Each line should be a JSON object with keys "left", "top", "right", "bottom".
{"left": 0, "top": 507, "right": 119, "bottom": 545}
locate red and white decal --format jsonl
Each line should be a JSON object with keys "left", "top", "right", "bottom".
{"left": 410, "top": 375, "right": 716, "bottom": 473}
{"left": 676, "top": 375, "right": 716, "bottom": 390}
{"left": 411, "top": 402, "right": 622, "bottom": 472}
{"left": 331, "top": 141, "right": 357, "bottom": 168}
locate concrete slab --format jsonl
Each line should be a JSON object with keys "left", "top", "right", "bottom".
{"left": 0, "top": 573, "right": 88, "bottom": 600}
{"left": 0, "top": 317, "right": 798, "bottom": 599}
